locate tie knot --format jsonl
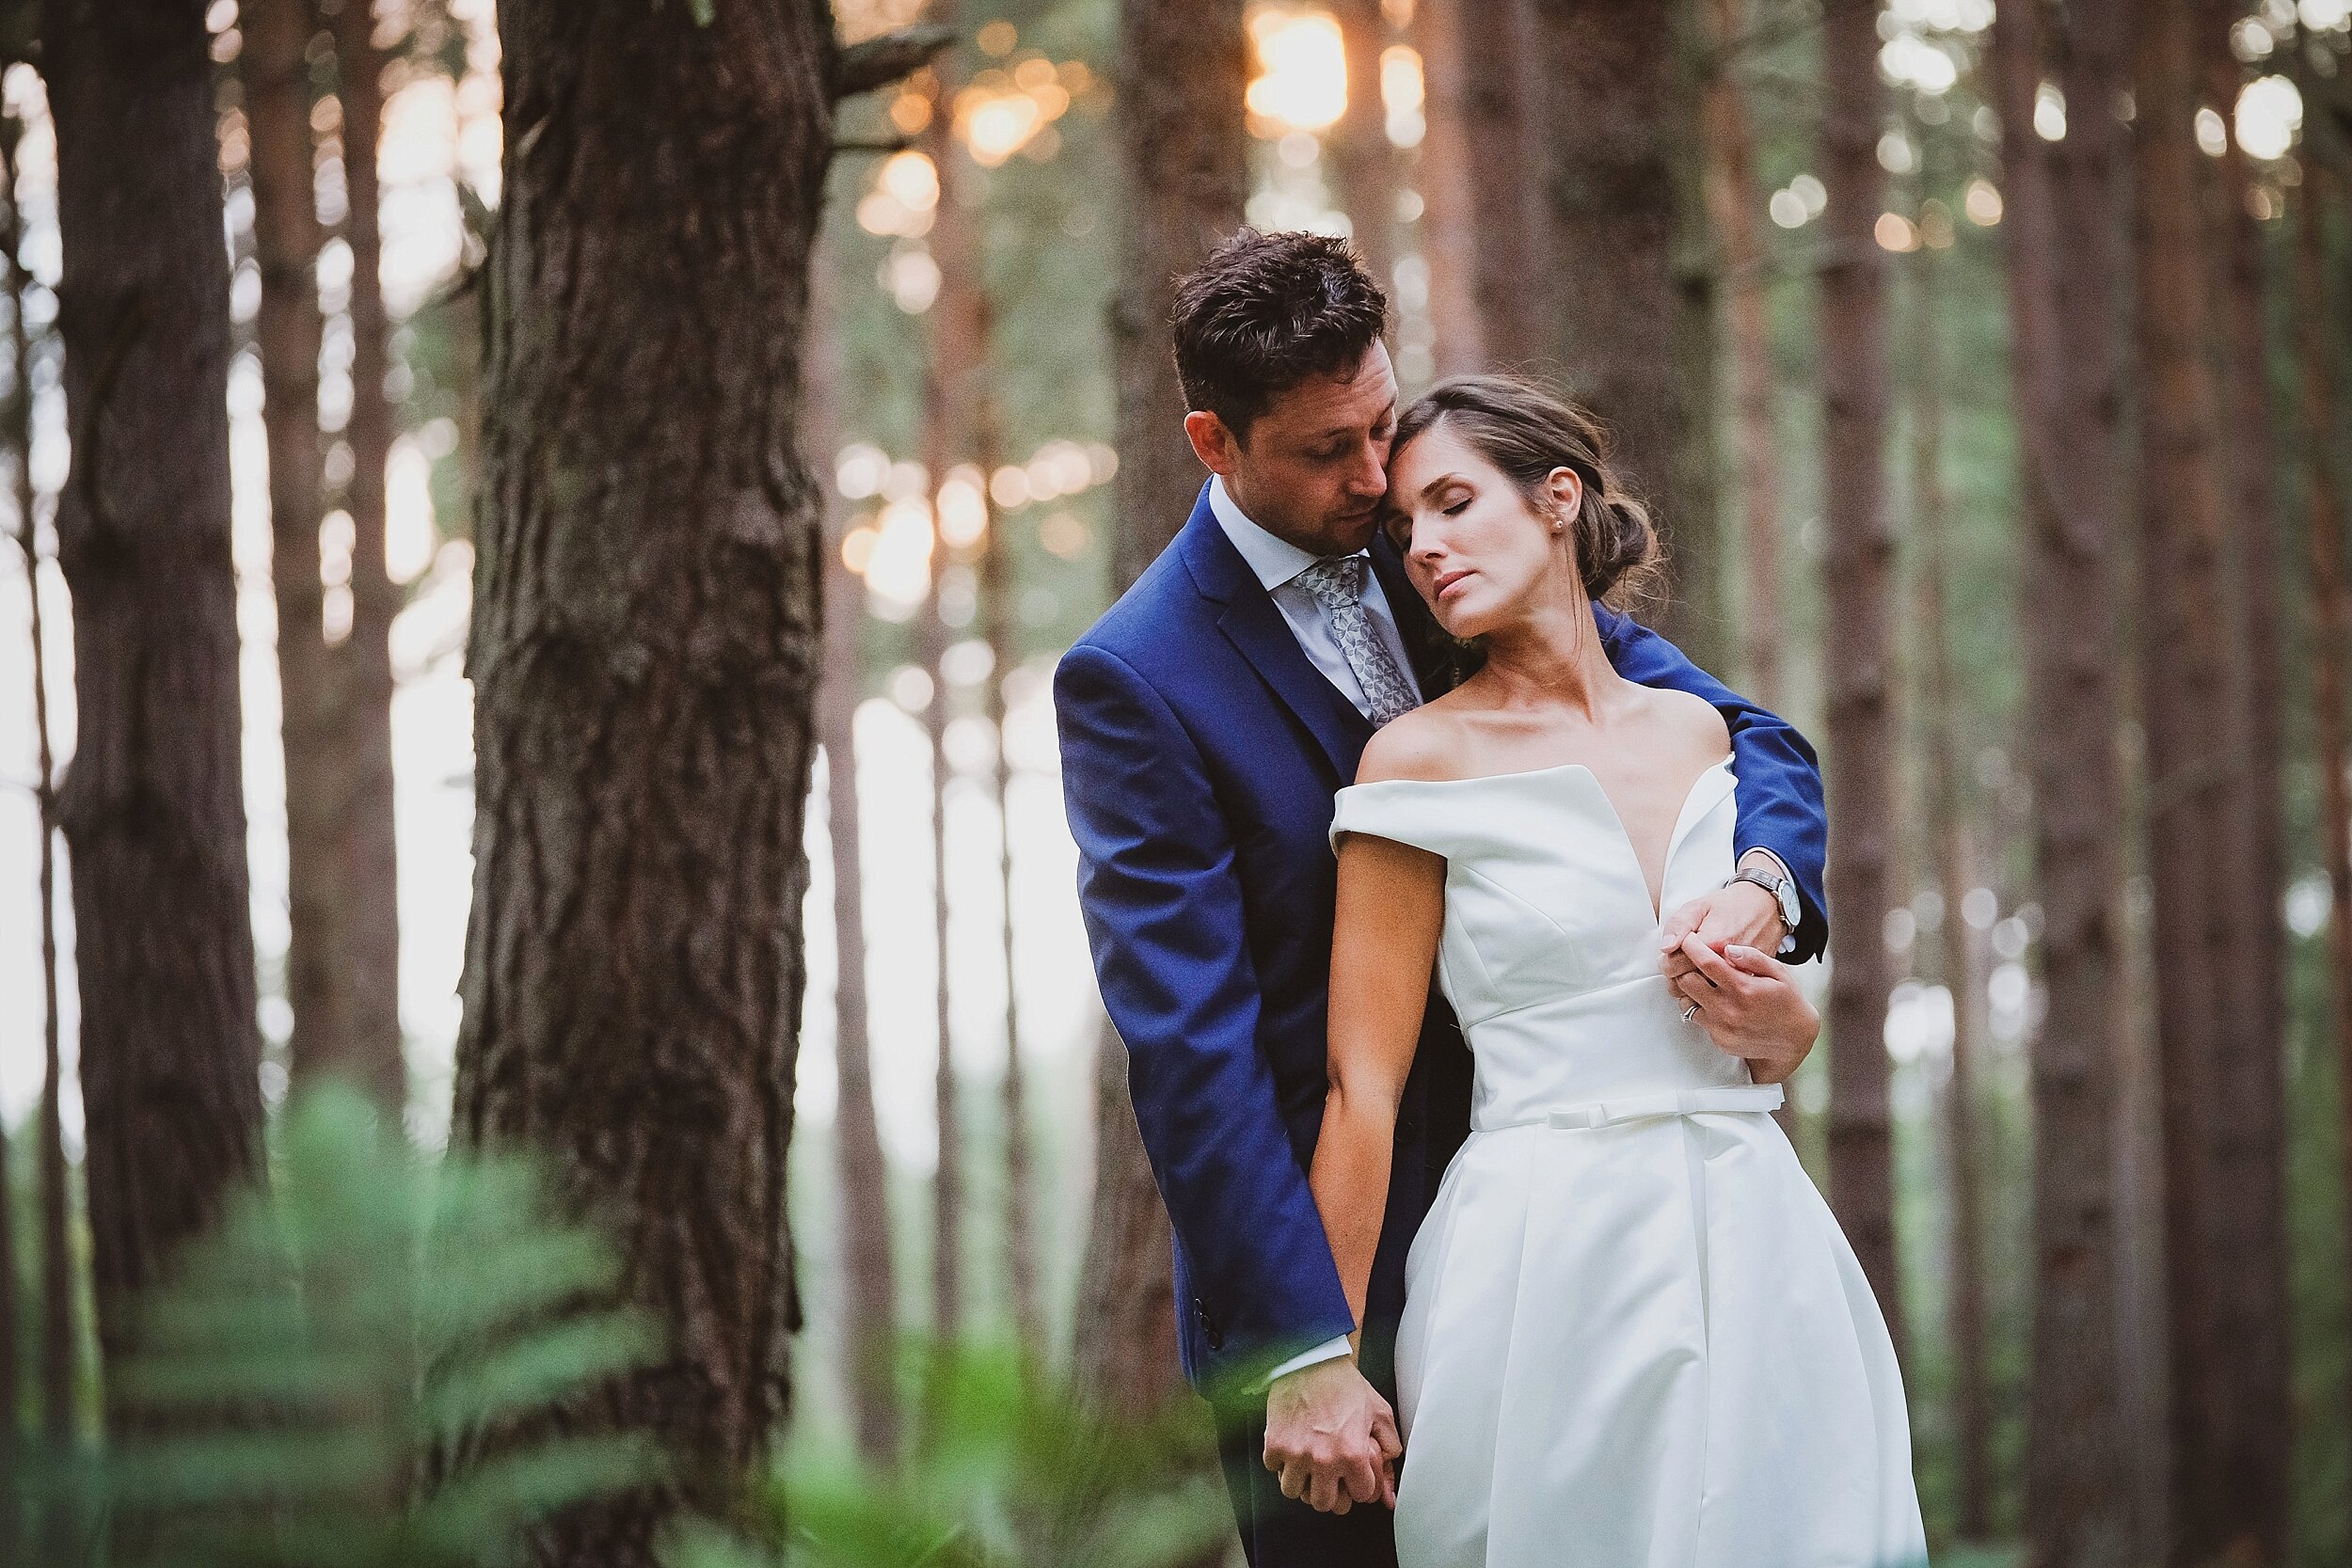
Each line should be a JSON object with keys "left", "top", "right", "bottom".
{"left": 1295, "top": 554, "right": 1369, "bottom": 610}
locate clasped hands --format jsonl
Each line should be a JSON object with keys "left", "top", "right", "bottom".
{"left": 1263, "top": 1354, "right": 1402, "bottom": 1514}
{"left": 1657, "top": 876, "right": 1817, "bottom": 1085}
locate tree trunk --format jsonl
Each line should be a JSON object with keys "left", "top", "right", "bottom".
{"left": 2045, "top": 1, "right": 2153, "bottom": 1553}
{"left": 976, "top": 341, "right": 1041, "bottom": 1366}
{"left": 1525, "top": 0, "right": 1716, "bottom": 660}
{"left": 2196, "top": 13, "right": 2294, "bottom": 1549}
{"left": 44, "top": 0, "right": 268, "bottom": 1412}
{"left": 1991, "top": 1, "right": 2137, "bottom": 1560}
{"left": 1814, "top": 0, "right": 1900, "bottom": 1350}
{"left": 1077, "top": 0, "right": 1248, "bottom": 1405}
{"left": 248, "top": 0, "right": 347, "bottom": 1092}
{"left": 1326, "top": 0, "right": 1396, "bottom": 295}
{"left": 1701, "top": 0, "right": 1782, "bottom": 708}
{"left": 810, "top": 242, "right": 897, "bottom": 1466}
{"left": 1907, "top": 236, "right": 1990, "bottom": 1542}
{"left": 2301, "top": 159, "right": 2352, "bottom": 1451}
{"left": 1414, "top": 0, "right": 1543, "bottom": 375}
{"left": 451, "top": 5, "right": 835, "bottom": 1559}
{"left": 329, "top": 0, "right": 406, "bottom": 1113}
{"left": 4, "top": 113, "right": 74, "bottom": 1451}
{"left": 916, "top": 29, "right": 979, "bottom": 1349}
{"left": 2132, "top": 5, "right": 2281, "bottom": 1561}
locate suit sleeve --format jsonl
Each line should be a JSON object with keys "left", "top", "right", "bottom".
{"left": 1594, "top": 607, "right": 1831, "bottom": 963}
{"left": 1054, "top": 641, "right": 1359, "bottom": 1379}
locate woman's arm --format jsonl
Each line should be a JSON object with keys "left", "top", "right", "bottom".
{"left": 1311, "top": 831, "right": 1448, "bottom": 1336}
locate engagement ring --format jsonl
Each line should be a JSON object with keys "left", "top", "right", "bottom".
{"left": 1680, "top": 1003, "right": 1700, "bottom": 1022}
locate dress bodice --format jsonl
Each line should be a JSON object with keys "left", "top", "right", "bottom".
{"left": 1329, "top": 756, "right": 1755, "bottom": 1131}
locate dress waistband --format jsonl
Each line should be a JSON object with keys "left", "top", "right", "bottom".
{"left": 1482, "top": 1083, "right": 1786, "bottom": 1133}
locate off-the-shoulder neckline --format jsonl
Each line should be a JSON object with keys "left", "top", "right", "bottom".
{"left": 1344, "top": 754, "right": 1733, "bottom": 790}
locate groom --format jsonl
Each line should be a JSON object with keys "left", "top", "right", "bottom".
{"left": 1055, "top": 230, "right": 1830, "bottom": 1566}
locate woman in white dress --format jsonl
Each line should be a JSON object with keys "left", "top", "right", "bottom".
{"left": 1309, "top": 376, "right": 1928, "bottom": 1568}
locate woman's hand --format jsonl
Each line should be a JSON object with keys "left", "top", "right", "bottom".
{"left": 1671, "top": 935, "right": 1819, "bottom": 1085}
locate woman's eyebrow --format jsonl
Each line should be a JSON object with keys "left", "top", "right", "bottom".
{"left": 1418, "top": 472, "right": 1468, "bottom": 500}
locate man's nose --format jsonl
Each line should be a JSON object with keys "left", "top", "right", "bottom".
{"left": 1348, "top": 444, "right": 1386, "bottom": 497}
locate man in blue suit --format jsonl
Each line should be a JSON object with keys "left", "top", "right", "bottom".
{"left": 1055, "top": 230, "right": 1829, "bottom": 1567}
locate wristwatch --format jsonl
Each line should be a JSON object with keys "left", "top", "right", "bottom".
{"left": 1724, "top": 863, "right": 1801, "bottom": 940}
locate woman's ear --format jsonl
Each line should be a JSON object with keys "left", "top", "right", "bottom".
{"left": 1544, "top": 466, "right": 1584, "bottom": 518}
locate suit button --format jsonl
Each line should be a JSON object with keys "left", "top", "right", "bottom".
{"left": 1196, "top": 1298, "right": 1224, "bottom": 1350}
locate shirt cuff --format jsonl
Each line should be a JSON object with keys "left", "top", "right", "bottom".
{"left": 1262, "top": 1333, "right": 1355, "bottom": 1389}
{"left": 1740, "top": 847, "right": 1801, "bottom": 958}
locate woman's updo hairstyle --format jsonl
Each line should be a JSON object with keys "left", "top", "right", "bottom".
{"left": 1391, "top": 374, "right": 1662, "bottom": 611}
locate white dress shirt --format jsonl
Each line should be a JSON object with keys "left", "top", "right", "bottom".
{"left": 1209, "top": 474, "right": 1798, "bottom": 1386}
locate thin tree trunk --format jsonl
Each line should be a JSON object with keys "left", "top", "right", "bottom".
{"left": 810, "top": 242, "right": 897, "bottom": 1466}
{"left": 451, "top": 5, "right": 836, "bottom": 1558}
{"left": 1326, "top": 0, "right": 1396, "bottom": 294}
{"left": 248, "top": 0, "right": 353, "bottom": 1094}
{"left": 2045, "top": 1, "right": 2153, "bottom": 1553}
{"left": 4, "top": 113, "right": 73, "bottom": 1453}
{"left": 1526, "top": 0, "right": 1715, "bottom": 659}
{"left": 330, "top": 0, "right": 406, "bottom": 1114}
{"left": 2299, "top": 159, "right": 2352, "bottom": 1495}
{"left": 1078, "top": 0, "right": 1248, "bottom": 1406}
{"left": 2197, "top": 12, "right": 2294, "bottom": 1547}
{"left": 2133, "top": 5, "right": 2276, "bottom": 1561}
{"left": 917, "top": 24, "right": 977, "bottom": 1348}
{"left": 1414, "top": 0, "right": 1543, "bottom": 375}
{"left": 975, "top": 325, "right": 1041, "bottom": 1364}
{"left": 1815, "top": 0, "right": 1901, "bottom": 1351}
{"left": 1992, "top": 1, "right": 2136, "bottom": 1559}
{"left": 1908, "top": 236, "right": 1989, "bottom": 1542}
{"left": 1701, "top": 0, "right": 1782, "bottom": 708}
{"left": 44, "top": 0, "right": 267, "bottom": 1412}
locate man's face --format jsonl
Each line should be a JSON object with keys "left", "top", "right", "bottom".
{"left": 1184, "top": 342, "right": 1399, "bottom": 559}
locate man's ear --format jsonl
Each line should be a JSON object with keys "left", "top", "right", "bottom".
{"left": 1184, "top": 409, "right": 1241, "bottom": 477}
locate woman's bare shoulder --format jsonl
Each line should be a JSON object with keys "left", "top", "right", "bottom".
{"left": 1356, "top": 702, "right": 1479, "bottom": 785}
{"left": 1638, "top": 683, "right": 1734, "bottom": 759}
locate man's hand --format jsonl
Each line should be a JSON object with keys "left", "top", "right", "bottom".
{"left": 1670, "top": 936, "right": 1820, "bottom": 1084}
{"left": 1659, "top": 876, "right": 1785, "bottom": 988}
{"left": 1263, "top": 1356, "right": 1403, "bottom": 1514}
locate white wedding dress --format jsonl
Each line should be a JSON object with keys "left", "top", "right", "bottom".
{"left": 1330, "top": 757, "right": 1928, "bottom": 1568}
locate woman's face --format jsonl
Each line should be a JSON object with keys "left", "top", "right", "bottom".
{"left": 1381, "top": 421, "right": 1584, "bottom": 640}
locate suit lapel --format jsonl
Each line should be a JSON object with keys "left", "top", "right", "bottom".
{"left": 1177, "top": 488, "right": 1373, "bottom": 784}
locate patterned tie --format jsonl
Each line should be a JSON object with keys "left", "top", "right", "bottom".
{"left": 1295, "top": 555, "right": 1422, "bottom": 726}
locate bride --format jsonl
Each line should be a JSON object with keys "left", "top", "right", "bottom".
{"left": 1309, "top": 375, "right": 1928, "bottom": 1568}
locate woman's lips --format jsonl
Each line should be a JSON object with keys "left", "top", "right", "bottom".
{"left": 1433, "top": 568, "right": 1473, "bottom": 601}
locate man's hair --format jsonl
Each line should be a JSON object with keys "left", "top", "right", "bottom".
{"left": 1168, "top": 229, "right": 1390, "bottom": 443}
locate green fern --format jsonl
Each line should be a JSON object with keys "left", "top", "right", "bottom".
{"left": 33, "top": 1082, "right": 660, "bottom": 1568}
{"left": 667, "top": 1342, "right": 1230, "bottom": 1568}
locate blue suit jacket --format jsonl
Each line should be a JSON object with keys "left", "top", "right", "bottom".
{"left": 1055, "top": 484, "right": 1828, "bottom": 1397}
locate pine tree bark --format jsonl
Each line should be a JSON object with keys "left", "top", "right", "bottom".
{"left": 5, "top": 115, "right": 74, "bottom": 1449}
{"left": 2298, "top": 162, "right": 2352, "bottom": 1459}
{"left": 809, "top": 245, "right": 897, "bottom": 1465}
{"left": 1815, "top": 0, "right": 1900, "bottom": 1348}
{"left": 1412, "top": 0, "right": 1544, "bottom": 375}
{"left": 2047, "top": 1, "right": 2153, "bottom": 1552}
{"left": 330, "top": 0, "right": 406, "bottom": 1113}
{"left": 451, "top": 4, "right": 836, "bottom": 1559}
{"left": 916, "top": 33, "right": 978, "bottom": 1348}
{"left": 1907, "top": 236, "right": 1989, "bottom": 1542}
{"left": 976, "top": 341, "right": 1041, "bottom": 1364}
{"left": 1326, "top": 0, "right": 1396, "bottom": 295}
{"left": 1991, "top": 2, "right": 2136, "bottom": 1560}
{"left": 1525, "top": 0, "right": 1716, "bottom": 661}
{"left": 248, "top": 0, "right": 347, "bottom": 1092}
{"left": 2196, "top": 13, "right": 2294, "bottom": 1545}
{"left": 43, "top": 0, "right": 267, "bottom": 1409}
{"left": 2132, "top": 4, "right": 2283, "bottom": 1560}
{"left": 1701, "top": 0, "right": 1783, "bottom": 707}
{"left": 1078, "top": 0, "right": 1248, "bottom": 1407}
